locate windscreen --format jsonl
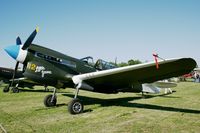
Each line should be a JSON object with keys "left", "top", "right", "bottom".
{"left": 95, "top": 59, "right": 117, "bottom": 70}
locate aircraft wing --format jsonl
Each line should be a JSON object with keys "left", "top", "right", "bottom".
{"left": 72, "top": 58, "right": 196, "bottom": 90}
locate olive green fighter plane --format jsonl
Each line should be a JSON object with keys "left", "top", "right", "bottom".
{"left": 4, "top": 27, "right": 197, "bottom": 114}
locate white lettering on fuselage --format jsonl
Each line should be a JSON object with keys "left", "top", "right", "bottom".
{"left": 35, "top": 66, "right": 52, "bottom": 78}
{"left": 35, "top": 66, "right": 45, "bottom": 72}
{"left": 41, "top": 71, "right": 52, "bottom": 78}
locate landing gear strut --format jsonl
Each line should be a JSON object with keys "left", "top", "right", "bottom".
{"left": 68, "top": 85, "right": 84, "bottom": 114}
{"left": 44, "top": 85, "right": 49, "bottom": 91}
{"left": 44, "top": 88, "right": 57, "bottom": 107}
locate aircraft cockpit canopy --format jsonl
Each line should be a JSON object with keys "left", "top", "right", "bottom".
{"left": 95, "top": 59, "right": 118, "bottom": 70}
{"left": 80, "top": 56, "right": 94, "bottom": 66}
{"left": 80, "top": 56, "right": 118, "bottom": 70}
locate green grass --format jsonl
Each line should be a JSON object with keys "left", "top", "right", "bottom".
{"left": 0, "top": 82, "right": 200, "bottom": 133}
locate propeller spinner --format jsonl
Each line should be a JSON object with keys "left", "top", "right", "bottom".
{"left": 4, "top": 27, "right": 39, "bottom": 92}
{"left": 4, "top": 27, "right": 39, "bottom": 63}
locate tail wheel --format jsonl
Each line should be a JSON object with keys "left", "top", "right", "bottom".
{"left": 44, "top": 94, "right": 57, "bottom": 107}
{"left": 68, "top": 98, "right": 84, "bottom": 114}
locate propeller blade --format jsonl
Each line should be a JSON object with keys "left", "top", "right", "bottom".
{"left": 10, "top": 61, "right": 19, "bottom": 87}
{"left": 22, "top": 27, "right": 39, "bottom": 50}
{"left": 16, "top": 37, "right": 22, "bottom": 45}
{"left": 22, "top": 62, "right": 27, "bottom": 73}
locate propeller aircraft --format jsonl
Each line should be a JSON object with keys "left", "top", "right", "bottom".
{"left": 4, "top": 27, "right": 197, "bottom": 114}
{"left": 0, "top": 67, "right": 23, "bottom": 92}
{"left": 0, "top": 66, "right": 48, "bottom": 93}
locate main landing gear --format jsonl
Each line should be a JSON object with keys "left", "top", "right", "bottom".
{"left": 3, "top": 84, "right": 19, "bottom": 93}
{"left": 44, "top": 88, "right": 57, "bottom": 107}
{"left": 68, "top": 86, "right": 83, "bottom": 114}
{"left": 12, "top": 83, "right": 19, "bottom": 93}
{"left": 68, "top": 98, "right": 83, "bottom": 114}
{"left": 43, "top": 85, "right": 84, "bottom": 114}
{"left": 3, "top": 85, "right": 10, "bottom": 93}
{"left": 12, "top": 87, "right": 19, "bottom": 93}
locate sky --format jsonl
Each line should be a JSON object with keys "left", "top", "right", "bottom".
{"left": 0, "top": 0, "right": 200, "bottom": 68}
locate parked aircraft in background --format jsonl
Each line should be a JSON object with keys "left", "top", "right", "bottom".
{"left": 4, "top": 27, "right": 197, "bottom": 114}
{"left": 0, "top": 67, "right": 31, "bottom": 92}
{"left": 0, "top": 67, "right": 48, "bottom": 93}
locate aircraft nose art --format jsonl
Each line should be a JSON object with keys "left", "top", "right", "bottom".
{"left": 4, "top": 45, "right": 20, "bottom": 60}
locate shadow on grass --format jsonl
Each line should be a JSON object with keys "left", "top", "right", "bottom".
{"left": 35, "top": 103, "right": 68, "bottom": 111}
{"left": 18, "top": 88, "right": 68, "bottom": 93}
{"left": 19, "top": 89, "right": 52, "bottom": 93}
{"left": 62, "top": 93, "right": 200, "bottom": 114}
{"left": 136, "top": 92, "right": 181, "bottom": 99}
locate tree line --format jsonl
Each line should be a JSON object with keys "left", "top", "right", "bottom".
{"left": 110, "top": 59, "right": 142, "bottom": 67}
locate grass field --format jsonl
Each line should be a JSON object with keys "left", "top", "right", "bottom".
{"left": 0, "top": 82, "right": 200, "bottom": 133}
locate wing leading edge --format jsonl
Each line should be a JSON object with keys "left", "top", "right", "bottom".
{"left": 72, "top": 58, "right": 196, "bottom": 91}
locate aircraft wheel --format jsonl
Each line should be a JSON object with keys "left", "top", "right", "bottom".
{"left": 44, "top": 94, "right": 57, "bottom": 107}
{"left": 12, "top": 87, "right": 19, "bottom": 93}
{"left": 68, "top": 98, "right": 84, "bottom": 114}
{"left": 3, "top": 86, "right": 9, "bottom": 93}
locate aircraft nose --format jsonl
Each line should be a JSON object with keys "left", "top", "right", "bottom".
{"left": 4, "top": 45, "right": 20, "bottom": 60}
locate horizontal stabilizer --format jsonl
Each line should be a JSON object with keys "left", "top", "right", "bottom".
{"left": 142, "top": 84, "right": 160, "bottom": 93}
{"left": 153, "top": 81, "right": 177, "bottom": 88}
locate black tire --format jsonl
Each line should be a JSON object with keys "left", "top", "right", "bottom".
{"left": 44, "top": 94, "right": 57, "bottom": 107}
{"left": 3, "top": 86, "right": 9, "bottom": 93}
{"left": 68, "top": 98, "right": 84, "bottom": 115}
{"left": 12, "top": 87, "right": 19, "bottom": 93}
